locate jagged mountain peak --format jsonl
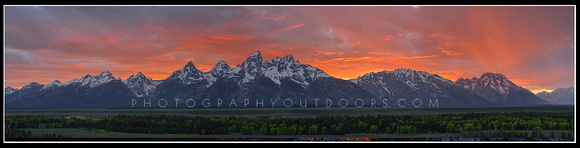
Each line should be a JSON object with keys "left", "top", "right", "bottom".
{"left": 21, "top": 82, "right": 43, "bottom": 90}
{"left": 128, "top": 72, "right": 149, "bottom": 80}
{"left": 481, "top": 72, "right": 506, "bottom": 78}
{"left": 125, "top": 72, "right": 156, "bottom": 98}
{"left": 100, "top": 70, "right": 113, "bottom": 77}
{"left": 281, "top": 55, "right": 294, "bottom": 62}
{"left": 359, "top": 68, "right": 450, "bottom": 84}
{"left": 82, "top": 74, "right": 93, "bottom": 79}
{"left": 26, "top": 82, "right": 41, "bottom": 86}
{"left": 46, "top": 80, "right": 62, "bottom": 86}
{"left": 172, "top": 61, "right": 202, "bottom": 75}
{"left": 350, "top": 68, "right": 491, "bottom": 106}
{"left": 209, "top": 60, "right": 231, "bottom": 74}
{"left": 181, "top": 61, "right": 199, "bottom": 71}
{"left": 454, "top": 72, "right": 547, "bottom": 105}
{"left": 394, "top": 68, "right": 414, "bottom": 73}
{"left": 536, "top": 87, "right": 574, "bottom": 105}
{"left": 60, "top": 70, "right": 120, "bottom": 88}
{"left": 41, "top": 80, "right": 64, "bottom": 90}
{"left": 214, "top": 60, "right": 230, "bottom": 68}
{"left": 284, "top": 54, "right": 293, "bottom": 60}
{"left": 553, "top": 87, "right": 574, "bottom": 93}
{"left": 136, "top": 72, "right": 145, "bottom": 77}
{"left": 98, "top": 70, "right": 120, "bottom": 80}
{"left": 248, "top": 50, "right": 262, "bottom": 60}
{"left": 480, "top": 72, "right": 516, "bottom": 88}
{"left": 216, "top": 60, "right": 228, "bottom": 65}
{"left": 243, "top": 50, "right": 267, "bottom": 66}
{"left": 455, "top": 72, "right": 515, "bottom": 92}
{"left": 5, "top": 86, "right": 17, "bottom": 90}
{"left": 5, "top": 86, "right": 18, "bottom": 95}
{"left": 168, "top": 61, "right": 205, "bottom": 85}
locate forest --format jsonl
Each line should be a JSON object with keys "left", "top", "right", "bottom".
{"left": 5, "top": 112, "right": 574, "bottom": 139}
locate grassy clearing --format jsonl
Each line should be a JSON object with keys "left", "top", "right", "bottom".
{"left": 5, "top": 105, "right": 574, "bottom": 118}
{"left": 6, "top": 105, "right": 574, "bottom": 140}
{"left": 25, "top": 128, "right": 455, "bottom": 139}
{"left": 25, "top": 128, "right": 574, "bottom": 139}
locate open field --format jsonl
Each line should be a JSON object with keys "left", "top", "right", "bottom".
{"left": 5, "top": 105, "right": 575, "bottom": 141}
{"left": 5, "top": 105, "right": 574, "bottom": 118}
{"left": 23, "top": 128, "right": 574, "bottom": 139}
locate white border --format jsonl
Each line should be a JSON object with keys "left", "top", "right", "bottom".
{"left": 3, "top": 4, "right": 576, "bottom": 144}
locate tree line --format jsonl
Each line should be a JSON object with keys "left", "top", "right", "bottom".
{"left": 5, "top": 112, "right": 574, "bottom": 138}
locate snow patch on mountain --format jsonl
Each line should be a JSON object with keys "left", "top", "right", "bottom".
{"left": 124, "top": 72, "right": 158, "bottom": 97}
{"left": 5, "top": 86, "right": 18, "bottom": 95}
{"left": 536, "top": 87, "right": 575, "bottom": 105}
{"left": 63, "top": 70, "right": 120, "bottom": 89}
{"left": 41, "top": 80, "right": 64, "bottom": 91}
{"left": 164, "top": 51, "right": 330, "bottom": 88}
{"left": 454, "top": 72, "right": 548, "bottom": 105}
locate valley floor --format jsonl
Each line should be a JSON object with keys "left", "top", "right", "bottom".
{"left": 4, "top": 105, "right": 575, "bottom": 142}
{"left": 5, "top": 105, "right": 574, "bottom": 117}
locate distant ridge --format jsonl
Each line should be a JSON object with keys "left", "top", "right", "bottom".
{"left": 454, "top": 73, "right": 550, "bottom": 106}
{"left": 536, "top": 87, "right": 574, "bottom": 105}
{"left": 5, "top": 51, "right": 553, "bottom": 109}
{"left": 350, "top": 69, "right": 493, "bottom": 107}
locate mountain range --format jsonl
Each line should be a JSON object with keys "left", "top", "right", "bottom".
{"left": 454, "top": 73, "right": 550, "bottom": 106}
{"left": 536, "top": 87, "right": 575, "bottom": 105}
{"left": 349, "top": 69, "right": 492, "bottom": 107}
{"left": 4, "top": 51, "right": 563, "bottom": 109}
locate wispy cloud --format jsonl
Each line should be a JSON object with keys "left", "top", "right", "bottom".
{"left": 4, "top": 6, "right": 574, "bottom": 92}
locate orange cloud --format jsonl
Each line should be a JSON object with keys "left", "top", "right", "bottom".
{"left": 315, "top": 49, "right": 345, "bottom": 56}
{"left": 379, "top": 35, "right": 396, "bottom": 41}
{"left": 4, "top": 6, "right": 574, "bottom": 94}
{"left": 208, "top": 34, "right": 255, "bottom": 41}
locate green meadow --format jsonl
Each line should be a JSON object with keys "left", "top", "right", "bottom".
{"left": 4, "top": 105, "right": 575, "bottom": 141}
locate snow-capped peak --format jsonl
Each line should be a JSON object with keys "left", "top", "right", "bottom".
{"left": 180, "top": 61, "right": 199, "bottom": 72}
{"left": 454, "top": 72, "right": 518, "bottom": 95}
{"left": 81, "top": 74, "right": 93, "bottom": 80}
{"left": 351, "top": 68, "right": 451, "bottom": 90}
{"left": 124, "top": 72, "right": 157, "bottom": 97}
{"left": 174, "top": 61, "right": 201, "bottom": 75}
{"left": 100, "top": 70, "right": 113, "bottom": 78}
{"left": 282, "top": 55, "right": 294, "bottom": 62}
{"left": 136, "top": 72, "right": 145, "bottom": 77}
{"left": 479, "top": 72, "right": 516, "bottom": 90}
{"left": 168, "top": 61, "right": 205, "bottom": 84}
{"left": 126, "top": 72, "right": 149, "bottom": 81}
{"left": 216, "top": 60, "right": 228, "bottom": 66}
{"left": 260, "top": 53, "right": 329, "bottom": 86}
{"left": 157, "top": 51, "right": 332, "bottom": 88}
{"left": 209, "top": 60, "right": 231, "bottom": 74}
{"left": 22, "top": 82, "right": 42, "bottom": 89}
{"left": 243, "top": 51, "right": 268, "bottom": 68}
{"left": 248, "top": 50, "right": 262, "bottom": 60}
{"left": 41, "top": 80, "right": 64, "bottom": 90}
{"left": 203, "top": 60, "right": 233, "bottom": 87}
{"left": 5, "top": 86, "right": 18, "bottom": 95}
{"left": 62, "top": 70, "right": 119, "bottom": 88}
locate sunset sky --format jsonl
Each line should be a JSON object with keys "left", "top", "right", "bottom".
{"left": 4, "top": 5, "right": 575, "bottom": 93}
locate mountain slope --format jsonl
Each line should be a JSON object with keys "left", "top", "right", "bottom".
{"left": 7, "top": 51, "right": 556, "bottom": 109}
{"left": 536, "top": 87, "right": 575, "bottom": 105}
{"left": 5, "top": 71, "right": 136, "bottom": 109}
{"left": 350, "top": 69, "right": 493, "bottom": 107}
{"left": 123, "top": 72, "right": 159, "bottom": 98}
{"left": 454, "top": 73, "right": 549, "bottom": 106}
{"left": 156, "top": 51, "right": 373, "bottom": 107}
{"left": 149, "top": 61, "right": 212, "bottom": 102}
